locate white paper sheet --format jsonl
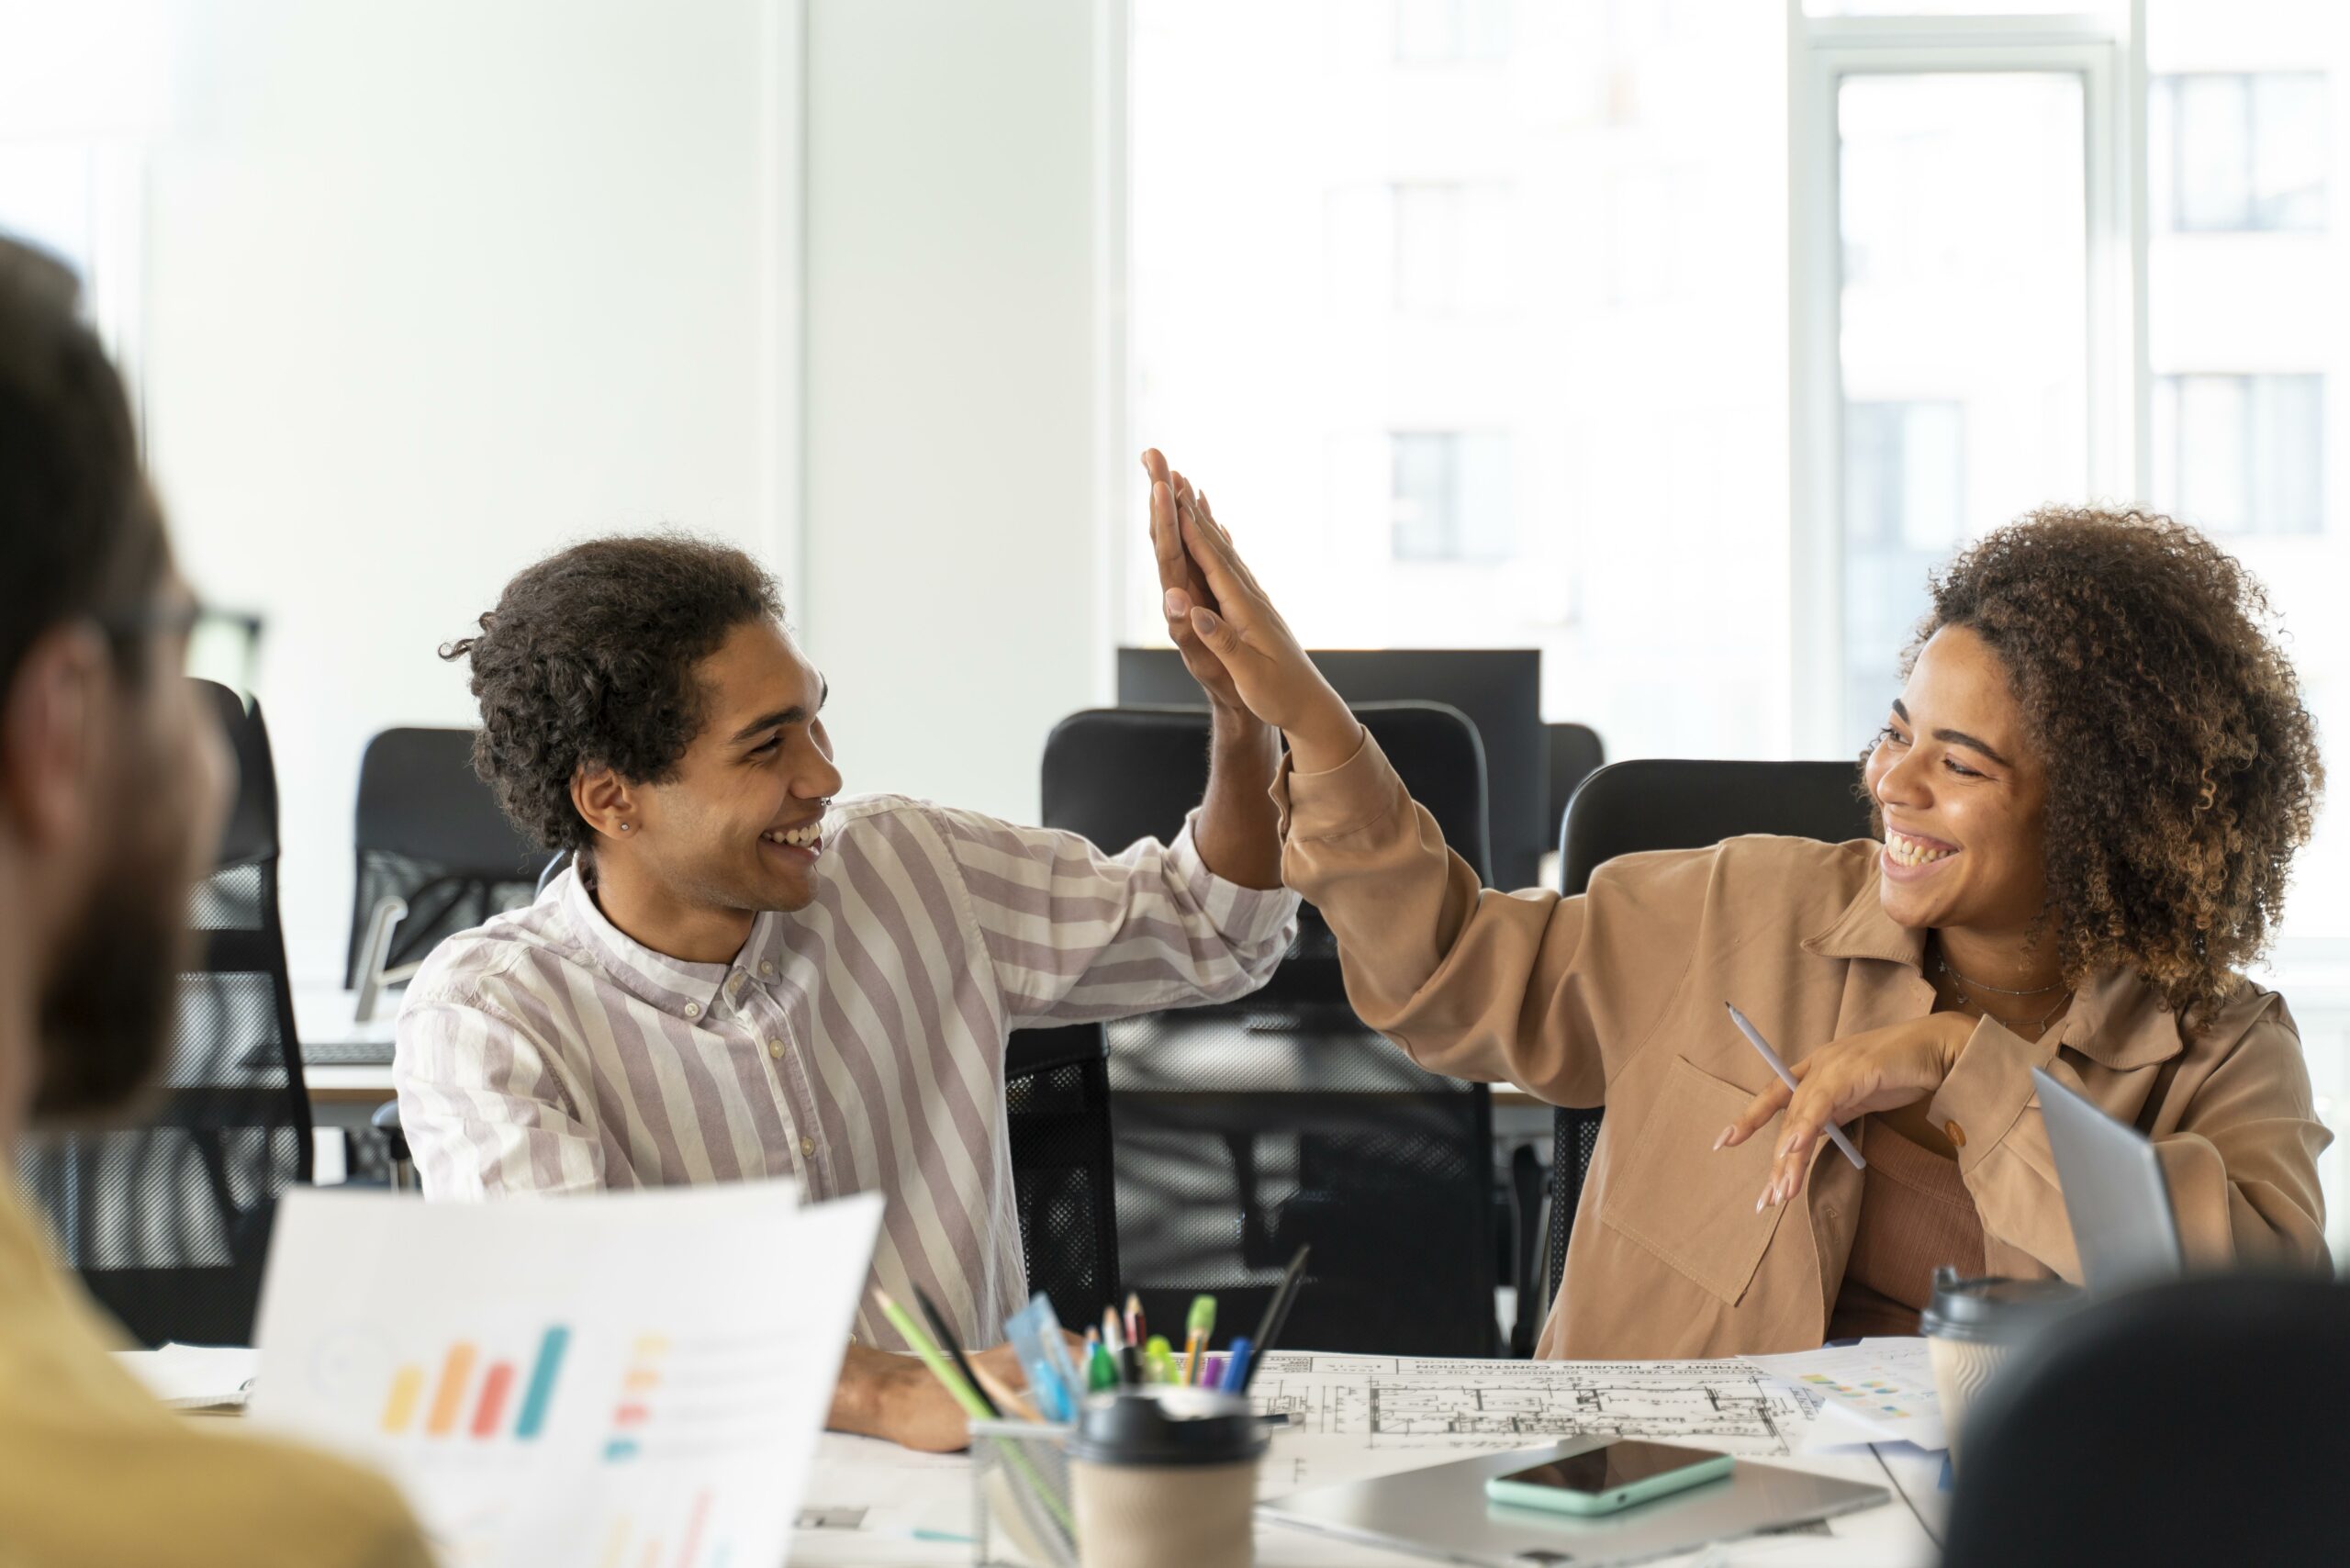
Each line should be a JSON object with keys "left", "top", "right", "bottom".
{"left": 112, "top": 1342, "right": 260, "bottom": 1408}
{"left": 1739, "top": 1339, "right": 1947, "bottom": 1451}
{"left": 249, "top": 1181, "right": 878, "bottom": 1568}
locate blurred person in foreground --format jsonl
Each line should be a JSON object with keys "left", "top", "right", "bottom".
{"left": 0, "top": 235, "right": 430, "bottom": 1566}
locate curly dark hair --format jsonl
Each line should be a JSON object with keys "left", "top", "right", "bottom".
{"left": 442, "top": 534, "right": 782, "bottom": 853}
{"left": 1898, "top": 508, "right": 2323, "bottom": 1025}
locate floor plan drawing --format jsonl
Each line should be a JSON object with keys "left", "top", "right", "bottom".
{"left": 1245, "top": 1353, "right": 1823, "bottom": 1457}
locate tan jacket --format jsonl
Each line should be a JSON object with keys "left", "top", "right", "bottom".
{"left": 1275, "top": 734, "right": 2333, "bottom": 1360}
{"left": 0, "top": 1171, "right": 430, "bottom": 1568}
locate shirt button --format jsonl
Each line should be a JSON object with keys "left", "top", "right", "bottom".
{"left": 683, "top": 1002, "right": 701, "bottom": 1020}
{"left": 767, "top": 1039, "right": 786, "bottom": 1060}
{"left": 1945, "top": 1120, "right": 1967, "bottom": 1148}
{"left": 800, "top": 1135, "right": 816, "bottom": 1159}
{"left": 758, "top": 961, "right": 775, "bottom": 979}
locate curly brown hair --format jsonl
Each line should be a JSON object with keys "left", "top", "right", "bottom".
{"left": 1899, "top": 509, "right": 2323, "bottom": 1024}
{"left": 442, "top": 534, "right": 782, "bottom": 853}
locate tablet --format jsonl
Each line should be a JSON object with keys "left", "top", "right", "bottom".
{"left": 1259, "top": 1441, "right": 1887, "bottom": 1568}
{"left": 2032, "top": 1066, "right": 2187, "bottom": 1293}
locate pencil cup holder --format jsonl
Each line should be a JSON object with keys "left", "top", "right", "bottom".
{"left": 969, "top": 1420, "right": 1080, "bottom": 1568}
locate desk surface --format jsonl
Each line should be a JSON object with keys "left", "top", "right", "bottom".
{"left": 794, "top": 1428, "right": 1946, "bottom": 1568}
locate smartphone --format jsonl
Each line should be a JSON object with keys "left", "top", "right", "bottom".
{"left": 1484, "top": 1441, "right": 1735, "bottom": 1517}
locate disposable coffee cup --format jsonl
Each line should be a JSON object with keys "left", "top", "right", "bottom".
{"left": 1919, "top": 1268, "right": 2079, "bottom": 1466}
{"left": 1066, "top": 1386, "right": 1268, "bottom": 1568}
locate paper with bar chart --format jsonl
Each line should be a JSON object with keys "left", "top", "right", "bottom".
{"left": 251, "top": 1181, "right": 881, "bottom": 1568}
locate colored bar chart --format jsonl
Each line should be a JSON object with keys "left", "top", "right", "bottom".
{"left": 378, "top": 1325, "right": 570, "bottom": 1442}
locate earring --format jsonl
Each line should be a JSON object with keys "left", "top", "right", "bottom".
{"left": 618, "top": 823, "right": 632, "bottom": 834}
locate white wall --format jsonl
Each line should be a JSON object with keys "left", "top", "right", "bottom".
{"left": 134, "top": 0, "right": 798, "bottom": 980}
{"left": 17, "top": 0, "right": 1116, "bottom": 985}
{"left": 801, "top": 0, "right": 1111, "bottom": 826}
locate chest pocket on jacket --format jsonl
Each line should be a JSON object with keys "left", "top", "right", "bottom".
{"left": 1598, "top": 1056, "right": 1791, "bottom": 1306}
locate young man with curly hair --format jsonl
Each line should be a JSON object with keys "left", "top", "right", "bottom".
{"left": 0, "top": 238, "right": 430, "bottom": 1563}
{"left": 1157, "top": 465, "right": 2330, "bottom": 1356}
{"left": 397, "top": 452, "right": 1295, "bottom": 1449}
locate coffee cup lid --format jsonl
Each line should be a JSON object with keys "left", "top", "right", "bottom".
{"left": 1919, "top": 1268, "right": 2081, "bottom": 1343}
{"left": 1063, "top": 1387, "right": 1268, "bottom": 1468}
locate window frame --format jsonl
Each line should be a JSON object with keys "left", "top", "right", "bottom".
{"left": 1787, "top": 8, "right": 2141, "bottom": 756}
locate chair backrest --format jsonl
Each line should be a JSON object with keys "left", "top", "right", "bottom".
{"left": 1544, "top": 722, "right": 1606, "bottom": 842}
{"left": 349, "top": 726, "right": 549, "bottom": 984}
{"left": 1541, "top": 759, "right": 1875, "bottom": 1313}
{"left": 1944, "top": 1274, "right": 2350, "bottom": 1567}
{"left": 1044, "top": 701, "right": 1491, "bottom": 1008}
{"left": 17, "top": 681, "right": 311, "bottom": 1347}
{"left": 1043, "top": 703, "right": 1502, "bottom": 1356}
{"left": 1003, "top": 1024, "right": 1121, "bottom": 1332}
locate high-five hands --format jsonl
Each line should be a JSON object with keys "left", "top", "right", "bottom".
{"left": 1138, "top": 448, "right": 1363, "bottom": 772}
{"left": 1141, "top": 449, "right": 1245, "bottom": 714}
{"left": 1715, "top": 1013, "right": 1974, "bottom": 1210}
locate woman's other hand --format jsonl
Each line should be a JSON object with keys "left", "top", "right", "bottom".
{"left": 1717, "top": 1013, "right": 1974, "bottom": 1210}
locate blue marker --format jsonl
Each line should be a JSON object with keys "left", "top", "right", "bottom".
{"left": 1219, "top": 1338, "right": 1254, "bottom": 1394}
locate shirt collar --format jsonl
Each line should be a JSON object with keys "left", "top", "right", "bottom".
{"left": 1799, "top": 862, "right": 2183, "bottom": 1071}
{"left": 558, "top": 864, "right": 744, "bottom": 1020}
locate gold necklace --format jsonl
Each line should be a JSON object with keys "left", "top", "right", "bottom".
{"left": 1932, "top": 951, "right": 2073, "bottom": 1036}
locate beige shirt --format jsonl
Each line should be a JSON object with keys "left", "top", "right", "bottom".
{"left": 1275, "top": 733, "right": 2333, "bottom": 1360}
{"left": 0, "top": 1170, "right": 430, "bottom": 1568}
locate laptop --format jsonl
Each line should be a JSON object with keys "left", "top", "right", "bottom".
{"left": 2031, "top": 1066, "right": 2187, "bottom": 1292}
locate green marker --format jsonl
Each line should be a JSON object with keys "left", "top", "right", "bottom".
{"left": 1087, "top": 1338, "right": 1120, "bottom": 1392}
{"left": 1182, "top": 1295, "right": 1216, "bottom": 1386}
{"left": 1144, "top": 1335, "right": 1174, "bottom": 1385}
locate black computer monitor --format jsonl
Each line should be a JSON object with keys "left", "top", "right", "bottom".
{"left": 1116, "top": 646, "right": 1547, "bottom": 890}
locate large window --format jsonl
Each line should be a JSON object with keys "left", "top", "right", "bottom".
{"left": 1128, "top": 0, "right": 1793, "bottom": 760}
{"left": 1125, "top": 0, "right": 2348, "bottom": 963}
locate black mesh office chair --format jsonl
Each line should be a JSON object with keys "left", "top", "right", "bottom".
{"left": 1003, "top": 1024, "right": 1121, "bottom": 1331}
{"left": 1528, "top": 759, "right": 1876, "bottom": 1347}
{"left": 17, "top": 682, "right": 311, "bottom": 1347}
{"left": 1042, "top": 702, "right": 1503, "bottom": 1356}
{"left": 347, "top": 727, "right": 549, "bottom": 990}
{"left": 1945, "top": 1274, "right": 2350, "bottom": 1566}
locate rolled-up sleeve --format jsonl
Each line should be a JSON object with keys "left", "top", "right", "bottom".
{"left": 394, "top": 973, "right": 606, "bottom": 1200}
{"left": 940, "top": 806, "right": 1300, "bottom": 1029}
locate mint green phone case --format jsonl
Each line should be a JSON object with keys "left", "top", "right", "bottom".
{"left": 1485, "top": 1450, "right": 1735, "bottom": 1516}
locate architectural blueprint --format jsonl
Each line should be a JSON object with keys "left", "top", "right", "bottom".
{"left": 1245, "top": 1352, "right": 1824, "bottom": 1457}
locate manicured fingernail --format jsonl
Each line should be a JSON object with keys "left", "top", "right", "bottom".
{"left": 1755, "top": 1192, "right": 1768, "bottom": 1214}
{"left": 1163, "top": 588, "right": 1188, "bottom": 619}
{"left": 1192, "top": 608, "right": 1222, "bottom": 634}
{"left": 1713, "top": 1126, "right": 1732, "bottom": 1151}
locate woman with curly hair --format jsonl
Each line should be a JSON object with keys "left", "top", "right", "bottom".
{"left": 1144, "top": 459, "right": 2329, "bottom": 1355}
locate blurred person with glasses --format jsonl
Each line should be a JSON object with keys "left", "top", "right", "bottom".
{"left": 0, "top": 236, "right": 429, "bottom": 1564}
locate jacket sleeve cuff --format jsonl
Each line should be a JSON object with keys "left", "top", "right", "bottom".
{"left": 1270, "top": 727, "right": 1401, "bottom": 844}
{"left": 1930, "top": 1014, "right": 2058, "bottom": 1175}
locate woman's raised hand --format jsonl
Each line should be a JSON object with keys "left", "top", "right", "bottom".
{"left": 1140, "top": 450, "right": 1361, "bottom": 770}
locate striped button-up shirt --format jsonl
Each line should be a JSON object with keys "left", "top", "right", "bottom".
{"left": 393, "top": 794, "right": 1296, "bottom": 1349}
